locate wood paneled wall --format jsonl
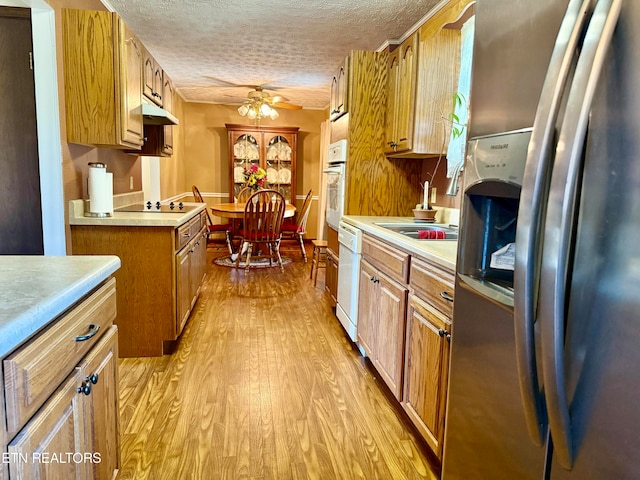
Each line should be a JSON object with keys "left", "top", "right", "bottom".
{"left": 342, "top": 51, "right": 422, "bottom": 217}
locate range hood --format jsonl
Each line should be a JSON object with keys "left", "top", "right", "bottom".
{"left": 140, "top": 103, "right": 179, "bottom": 126}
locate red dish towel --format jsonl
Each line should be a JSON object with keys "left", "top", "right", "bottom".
{"left": 417, "top": 230, "right": 445, "bottom": 239}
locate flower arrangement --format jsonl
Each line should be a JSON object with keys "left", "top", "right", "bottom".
{"left": 243, "top": 164, "right": 267, "bottom": 191}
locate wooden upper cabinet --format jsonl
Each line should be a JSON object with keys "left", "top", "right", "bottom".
{"left": 330, "top": 56, "right": 349, "bottom": 121}
{"left": 143, "top": 50, "right": 163, "bottom": 106}
{"left": 385, "top": 34, "right": 418, "bottom": 155}
{"left": 162, "top": 76, "right": 175, "bottom": 155}
{"left": 384, "top": 0, "right": 472, "bottom": 158}
{"left": 62, "top": 9, "right": 143, "bottom": 149}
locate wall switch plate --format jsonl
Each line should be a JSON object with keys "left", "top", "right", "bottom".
{"left": 430, "top": 187, "right": 437, "bottom": 205}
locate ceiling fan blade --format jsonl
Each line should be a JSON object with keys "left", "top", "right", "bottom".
{"left": 270, "top": 95, "right": 290, "bottom": 103}
{"left": 273, "top": 102, "right": 303, "bottom": 110}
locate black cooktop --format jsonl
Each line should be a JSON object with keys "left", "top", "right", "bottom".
{"left": 116, "top": 201, "right": 199, "bottom": 213}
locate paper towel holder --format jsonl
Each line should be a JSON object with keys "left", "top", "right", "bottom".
{"left": 85, "top": 162, "right": 113, "bottom": 217}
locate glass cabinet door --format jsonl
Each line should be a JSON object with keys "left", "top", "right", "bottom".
{"left": 232, "top": 133, "right": 260, "bottom": 200}
{"left": 265, "top": 135, "right": 293, "bottom": 201}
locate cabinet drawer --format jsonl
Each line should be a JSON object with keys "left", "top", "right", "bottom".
{"left": 362, "top": 235, "right": 410, "bottom": 284}
{"left": 175, "top": 221, "right": 192, "bottom": 250}
{"left": 410, "top": 257, "right": 454, "bottom": 318}
{"left": 3, "top": 278, "right": 116, "bottom": 435}
{"left": 189, "top": 212, "right": 205, "bottom": 238}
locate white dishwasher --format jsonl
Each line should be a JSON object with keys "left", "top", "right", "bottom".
{"left": 336, "top": 221, "right": 362, "bottom": 342}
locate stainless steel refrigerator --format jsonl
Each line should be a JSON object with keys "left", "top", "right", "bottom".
{"left": 442, "top": 0, "right": 640, "bottom": 478}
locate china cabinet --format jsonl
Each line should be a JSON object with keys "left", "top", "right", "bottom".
{"left": 226, "top": 124, "right": 298, "bottom": 203}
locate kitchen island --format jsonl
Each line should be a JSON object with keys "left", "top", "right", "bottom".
{"left": 69, "top": 198, "right": 209, "bottom": 357}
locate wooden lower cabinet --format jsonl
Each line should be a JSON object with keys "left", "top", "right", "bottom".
{"left": 325, "top": 248, "right": 339, "bottom": 306}
{"left": 354, "top": 230, "right": 455, "bottom": 460}
{"left": 176, "top": 227, "right": 207, "bottom": 334}
{"left": 7, "top": 326, "right": 119, "bottom": 480}
{"left": 2, "top": 274, "right": 120, "bottom": 480}
{"left": 403, "top": 294, "right": 451, "bottom": 460}
{"left": 358, "top": 259, "right": 408, "bottom": 400}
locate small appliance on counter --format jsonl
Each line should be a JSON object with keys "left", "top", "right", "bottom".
{"left": 85, "top": 162, "right": 113, "bottom": 217}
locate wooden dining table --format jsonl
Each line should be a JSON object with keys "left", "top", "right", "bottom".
{"left": 211, "top": 202, "right": 296, "bottom": 220}
{"left": 210, "top": 202, "right": 297, "bottom": 261}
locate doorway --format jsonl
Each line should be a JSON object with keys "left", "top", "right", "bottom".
{"left": 0, "top": 7, "right": 43, "bottom": 254}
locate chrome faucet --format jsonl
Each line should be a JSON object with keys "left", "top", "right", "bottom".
{"left": 446, "top": 160, "right": 465, "bottom": 196}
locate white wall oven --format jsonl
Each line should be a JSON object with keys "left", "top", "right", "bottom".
{"left": 323, "top": 140, "right": 347, "bottom": 230}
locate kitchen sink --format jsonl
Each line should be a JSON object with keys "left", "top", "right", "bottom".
{"left": 374, "top": 222, "right": 458, "bottom": 240}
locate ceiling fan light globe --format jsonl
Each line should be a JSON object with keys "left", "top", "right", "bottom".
{"left": 238, "top": 104, "right": 249, "bottom": 116}
{"left": 260, "top": 103, "right": 272, "bottom": 116}
{"left": 269, "top": 109, "right": 279, "bottom": 120}
{"left": 247, "top": 108, "right": 257, "bottom": 120}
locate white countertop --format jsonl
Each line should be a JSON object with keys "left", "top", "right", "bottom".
{"left": 342, "top": 216, "right": 459, "bottom": 271}
{"left": 0, "top": 255, "right": 121, "bottom": 358}
{"left": 69, "top": 199, "right": 205, "bottom": 227}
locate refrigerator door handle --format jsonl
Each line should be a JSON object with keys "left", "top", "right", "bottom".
{"left": 540, "top": 0, "right": 622, "bottom": 470}
{"left": 513, "top": 0, "right": 592, "bottom": 447}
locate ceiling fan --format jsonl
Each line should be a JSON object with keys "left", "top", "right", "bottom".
{"left": 204, "top": 76, "right": 303, "bottom": 117}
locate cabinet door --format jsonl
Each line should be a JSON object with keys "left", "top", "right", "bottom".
{"left": 162, "top": 76, "right": 174, "bottom": 155}
{"left": 330, "top": 59, "right": 349, "bottom": 121}
{"left": 191, "top": 229, "right": 207, "bottom": 309}
{"left": 403, "top": 294, "right": 451, "bottom": 459}
{"left": 373, "top": 271, "right": 408, "bottom": 400}
{"left": 117, "top": 18, "right": 144, "bottom": 147}
{"left": 8, "top": 370, "right": 88, "bottom": 480}
{"left": 230, "top": 132, "right": 261, "bottom": 201}
{"left": 265, "top": 133, "right": 295, "bottom": 202}
{"left": 82, "top": 326, "right": 119, "bottom": 480}
{"left": 176, "top": 244, "right": 192, "bottom": 335}
{"left": 357, "top": 260, "right": 378, "bottom": 358}
{"left": 325, "top": 249, "right": 339, "bottom": 306}
{"left": 336, "top": 62, "right": 348, "bottom": 118}
{"left": 384, "top": 49, "right": 400, "bottom": 154}
{"left": 329, "top": 74, "right": 338, "bottom": 119}
{"left": 395, "top": 34, "right": 418, "bottom": 153}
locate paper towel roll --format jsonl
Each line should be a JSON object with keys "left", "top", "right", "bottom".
{"left": 88, "top": 164, "right": 113, "bottom": 216}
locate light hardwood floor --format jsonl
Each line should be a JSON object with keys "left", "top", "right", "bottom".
{"left": 117, "top": 245, "right": 440, "bottom": 480}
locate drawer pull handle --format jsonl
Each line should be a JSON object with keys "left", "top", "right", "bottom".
{"left": 75, "top": 324, "right": 100, "bottom": 342}
{"left": 78, "top": 382, "right": 91, "bottom": 396}
{"left": 440, "top": 291, "right": 454, "bottom": 302}
{"left": 89, "top": 373, "right": 99, "bottom": 385}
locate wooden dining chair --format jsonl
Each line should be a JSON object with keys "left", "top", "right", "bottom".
{"left": 236, "top": 186, "right": 253, "bottom": 203}
{"left": 192, "top": 185, "right": 233, "bottom": 253}
{"left": 281, "top": 189, "right": 312, "bottom": 261}
{"left": 235, "top": 189, "right": 286, "bottom": 272}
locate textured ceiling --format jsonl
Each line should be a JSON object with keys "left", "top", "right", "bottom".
{"left": 104, "top": 0, "right": 444, "bottom": 110}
